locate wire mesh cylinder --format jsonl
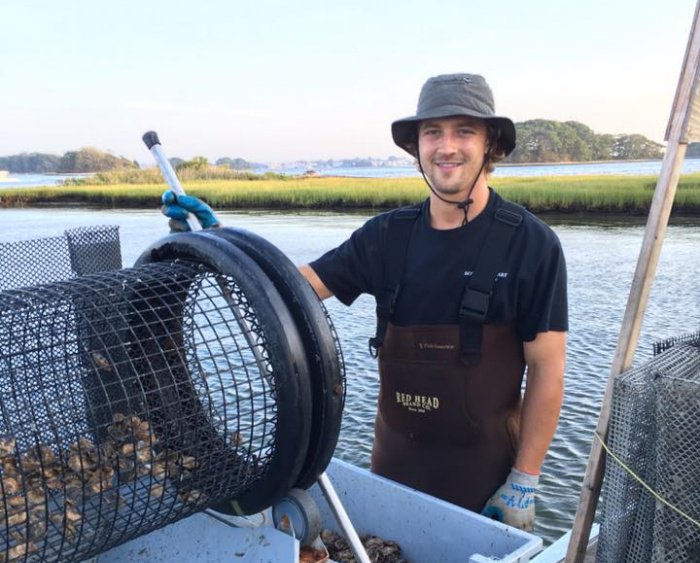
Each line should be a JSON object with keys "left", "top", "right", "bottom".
{"left": 0, "top": 252, "right": 312, "bottom": 562}
{"left": 598, "top": 340, "right": 700, "bottom": 563}
{"left": 0, "top": 226, "right": 122, "bottom": 292}
{"left": 652, "top": 365, "right": 700, "bottom": 562}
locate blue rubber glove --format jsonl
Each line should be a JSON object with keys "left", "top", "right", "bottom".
{"left": 161, "top": 190, "right": 220, "bottom": 232}
{"left": 481, "top": 468, "right": 539, "bottom": 532}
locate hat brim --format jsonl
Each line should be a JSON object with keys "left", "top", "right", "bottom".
{"left": 391, "top": 107, "right": 516, "bottom": 158}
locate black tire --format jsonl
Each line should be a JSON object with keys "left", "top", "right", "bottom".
{"left": 136, "top": 231, "right": 313, "bottom": 514}
{"left": 209, "top": 228, "right": 344, "bottom": 489}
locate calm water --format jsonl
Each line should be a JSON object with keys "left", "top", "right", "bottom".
{"left": 2, "top": 207, "right": 700, "bottom": 546}
{"left": 3, "top": 158, "right": 700, "bottom": 186}
{"left": 0, "top": 173, "right": 94, "bottom": 188}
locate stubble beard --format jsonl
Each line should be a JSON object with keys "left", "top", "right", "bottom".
{"left": 425, "top": 163, "right": 480, "bottom": 198}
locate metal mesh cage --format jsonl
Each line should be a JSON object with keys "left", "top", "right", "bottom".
{"left": 0, "top": 227, "right": 345, "bottom": 563}
{"left": 0, "top": 262, "right": 291, "bottom": 561}
{"left": 0, "top": 226, "right": 122, "bottom": 291}
{"left": 653, "top": 328, "right": 700, "bottom": 356}
{"left": 598, "top": 338, "right": 700, "bottom": 563}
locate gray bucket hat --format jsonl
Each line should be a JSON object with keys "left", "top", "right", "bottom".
{"left": 391, "top": 73, "right": 516, "bottom": 157}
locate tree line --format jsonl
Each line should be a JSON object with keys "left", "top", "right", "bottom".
{"left": 0, "top": 148, "right": 137, "bottom": 174}
{"left": 0, "top": 149, "right": 265, "bottom": 174}
{"left": 3, "top": 121, "right": 700, "bottom": 174}
{"left": 504, "top": 120, "right": 667, "bottom": 163}
{"left": 165, "top": 157, "right": 265, "bottom": 170}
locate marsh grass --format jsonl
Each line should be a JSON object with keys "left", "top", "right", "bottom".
{"left": 3, "top": 173, "right": 700, "bottom": 214}
{"left": 63, "top": 166, "right": 288, "bottom": 185}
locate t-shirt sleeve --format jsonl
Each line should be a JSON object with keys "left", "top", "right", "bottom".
{"left": 309, "top": 217, "right": 384, "bottom": 306}
{"left": 517, "top": 234, "right": 568, "bottom": 341}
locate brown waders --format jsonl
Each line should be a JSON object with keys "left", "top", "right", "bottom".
{"left": 370, "top": 321, "right": 525, "bottom": 512}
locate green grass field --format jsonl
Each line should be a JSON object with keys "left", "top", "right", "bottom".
{"left": 2, "top": 173, "right": 700, "bottom": 214}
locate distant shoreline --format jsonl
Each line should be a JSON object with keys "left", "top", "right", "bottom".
{"left": 275, "top": 158, "right": 674, "bottom": 174}
{"left": 498, "top": 158, "right": 667, "bottom": 167}
{"left": 5, "top": 157, "right": 700, "bottom": 178}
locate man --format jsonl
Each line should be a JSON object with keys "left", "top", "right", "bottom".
{"left": 299, "top": 74, "right": 567, "bottom": 532}
{"left": 163, "top": 73, "right": 567, "bottom": 532}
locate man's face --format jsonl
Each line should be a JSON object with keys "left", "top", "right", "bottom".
{"left": 417, "top": 116, "right": 489, "bottom": 198}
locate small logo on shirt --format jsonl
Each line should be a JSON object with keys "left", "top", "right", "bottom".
{"left": 395, "top": 392, "right": 440, "bottom": 413}
{"left": 418, "top": 342, "right": 455, "bottom": 351}
{"left": 463, "top": 271, "right": 509, "bottom": 279}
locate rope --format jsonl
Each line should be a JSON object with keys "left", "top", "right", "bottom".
{"left": 595, "top": 431, "right": 700, "bottom": 529}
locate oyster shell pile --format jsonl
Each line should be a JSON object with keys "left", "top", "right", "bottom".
{"left": 0, "top": 413, "right": 203, "bottom": 562}
{"left": 320, "top": 529, "right": 410, "bottom": 563}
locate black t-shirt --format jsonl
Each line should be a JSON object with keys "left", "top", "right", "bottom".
{"left": 310, "top": 189, "right": 568, "bottom": 342}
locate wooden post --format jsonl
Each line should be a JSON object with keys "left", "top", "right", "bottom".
{"left": 565, "top": 2, "right": 700, "bottom": 561}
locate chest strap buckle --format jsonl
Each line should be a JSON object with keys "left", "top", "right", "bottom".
{"left": 459, "top": 287, "right": 491, "bottom": 324}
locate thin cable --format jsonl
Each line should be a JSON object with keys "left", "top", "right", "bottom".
{"left": 595, "top": 431, "right": 700, "bottom": 529}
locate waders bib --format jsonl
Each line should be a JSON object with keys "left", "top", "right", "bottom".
{"left": 370, "top": 321, "right": 525, "bottom": 511}
{"left": 368, "top": 197, "right": 526, "bottom": 511}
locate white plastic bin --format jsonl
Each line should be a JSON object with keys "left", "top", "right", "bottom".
{"left": 96, "top": 458, "right": 542, "bottom": 563}
{"left": 312, "top": 459, "right": 542, "bottom": 563}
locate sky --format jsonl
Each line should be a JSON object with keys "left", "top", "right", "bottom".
{"left": 1, "top": 0, "right": 698, "bottom": 164}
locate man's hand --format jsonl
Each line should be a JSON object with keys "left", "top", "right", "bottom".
{"left": 161, "top": 190, "right": 220, "bottom": 232}
{"left": 481, "top": 468, "right": 539, "bottom": 532}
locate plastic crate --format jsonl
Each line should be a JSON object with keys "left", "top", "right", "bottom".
{"left": 96, "top": 458, "right": 542, "bottom": 563}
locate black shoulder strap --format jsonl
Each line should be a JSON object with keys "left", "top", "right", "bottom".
{"left": 368, "top": 204, "right": 422, "bottom": 357}
{"left": 459, "top": 200, "right": 524, "bottom": 365}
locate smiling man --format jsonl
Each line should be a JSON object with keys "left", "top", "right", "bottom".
{"left": 162, "top": 73, "right": 568, "bottom": 533}
{"left": 300, "top": 73, "right": 568, "bottom": 532}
